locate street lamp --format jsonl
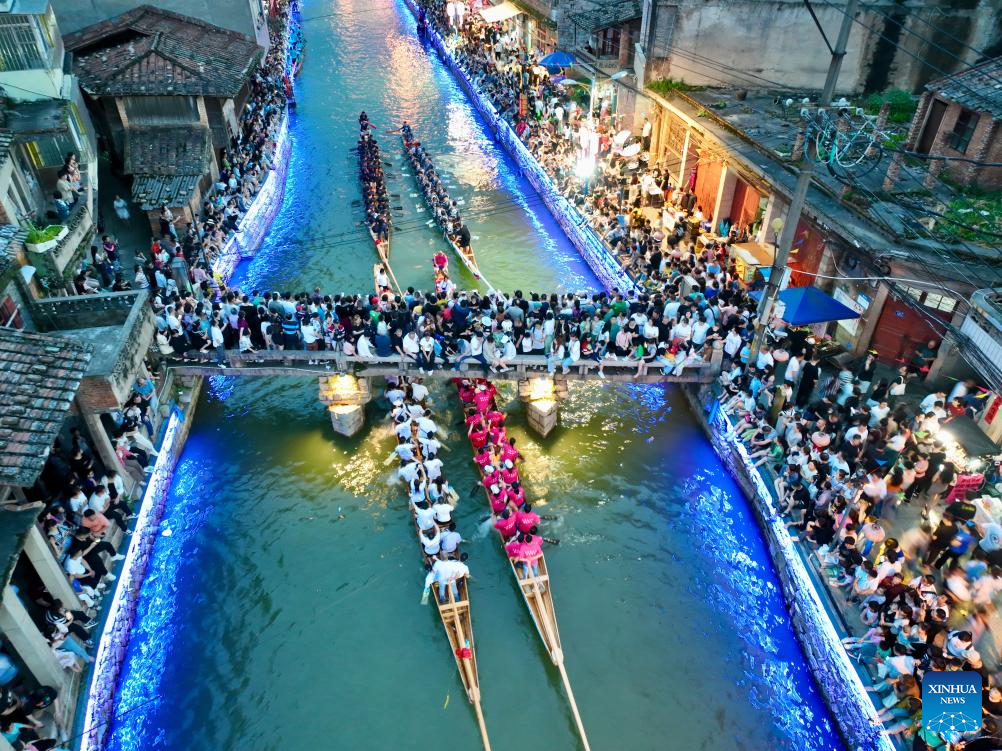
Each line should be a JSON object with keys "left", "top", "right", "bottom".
{"left": 576, "top": 153, "right": 596, "bottom": 194}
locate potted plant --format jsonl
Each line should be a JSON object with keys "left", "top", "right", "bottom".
{"left": 24, "top": 223, "right": 67, "bottom": 253}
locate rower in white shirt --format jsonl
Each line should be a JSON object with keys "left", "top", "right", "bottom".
{"left": 440, "top": 524, "right": 462, "bottom": 555}
{"left": 394, "top": 442, "right": 416, "bottom": 462}
{"left": 419, "top": 435, "right": 442, "bottom": 457}
{"left": 420, "top": 527, "right": 441, "bottom": 556}
{"left": 413, "top": 500, "right": 437, "bottom": 531}
{"left": 432, "top": 500, "right": 454, "bottom": 524}
{"left": 410, "top": 382, "right": 429, "bottom": 402}
{"left": 423, "top": 457, "right": 444, "bottom": 480}
{"left": 394, "top": 421, "right": 414, "bottom": 440}
{"left": 422, "top": 554, "right": 470, "bottom": 604}
{"left": 416, "top": 414, "right": 438, "bottom": 437}
{"left": 398, "top": 460, "right": 423, "bottom": 483}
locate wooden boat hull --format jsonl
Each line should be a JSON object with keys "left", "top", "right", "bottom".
{"left": 400, "top": 133, "right": 487, "bottom": 283}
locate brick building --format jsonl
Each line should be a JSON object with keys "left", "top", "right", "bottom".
{"left": 905, "top": 56, "right": 1002, "bottom": 191}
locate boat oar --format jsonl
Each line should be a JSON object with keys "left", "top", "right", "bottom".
{"left": 542, "top": 536, "right": 560, "bottom": 546}
{"left": 420, "top": 585, "right": 431, "bottom": 605}
{"left": 540, "top": 514, "right": 558, "bottom": 521}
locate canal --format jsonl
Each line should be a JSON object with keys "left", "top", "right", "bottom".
{"left": 103, "top": 1, "right": 843, "bottom": 749}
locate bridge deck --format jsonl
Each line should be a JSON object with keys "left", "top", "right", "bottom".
{"left": 166, "top": 350, "right": 720, "bottom": 384}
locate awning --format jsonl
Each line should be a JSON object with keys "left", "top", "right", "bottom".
{"left": 750, "top": 286, "right": 861, "bottom": 326}
{"left": 479, "top": 1, "right": 522, "bottom": 23}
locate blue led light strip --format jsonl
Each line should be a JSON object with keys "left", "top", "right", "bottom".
{"left": 710, "top": 402, "right": 895, "bottom": 751}
{"left": 78, "top": 411, "right": 183, "bottom": 751}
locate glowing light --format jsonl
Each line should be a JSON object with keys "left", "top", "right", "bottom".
{"left": 526, "top": 376, "right": 556, "bottom": 402}
{"left": 575, "top": 154, "right": 596, "bottom": 180}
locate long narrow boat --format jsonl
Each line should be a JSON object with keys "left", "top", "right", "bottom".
{"left": 400, "top": 132, "right": 494, "bottom": 290}
{"left": 456, "top": 380, "right": 591, "bottom": 751}
{"left": 390, "top": 391, "right": 491, "bottom": 750}
{"left": 358, "top": 121, "right": 401, "bottom": 294}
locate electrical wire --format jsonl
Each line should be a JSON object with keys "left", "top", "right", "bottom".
{"left": 858, "top": 1, "right": 992, "bottom": 65}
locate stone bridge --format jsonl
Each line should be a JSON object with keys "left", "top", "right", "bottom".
{"left": 167, "top": 345, "right": 724, "bottom": 437}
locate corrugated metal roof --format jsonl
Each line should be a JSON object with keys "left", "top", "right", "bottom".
{"left": 927, "top": 56, "right": 1002, "bottom": 119}
{"left": 131, "top": 173, "right": 202, "bottom": 210}
{"left": 569, "top": 0, "right": 641, "bottom": 33}
{"left": 0, "top": 327, "right": 93, "bottom": 488}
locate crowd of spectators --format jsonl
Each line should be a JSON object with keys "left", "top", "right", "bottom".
{"left": 0, "top": 374, "right": 163, "bottom": 749}
{"left": 414, "top": 4, "right": 1002, "bottom": 746}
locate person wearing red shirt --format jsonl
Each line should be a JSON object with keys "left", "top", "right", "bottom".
{"left": 488, "top": 424, "right": 507, "bottom": 446}
{"left": 468, "top": 423, "right": 487, "bottom": 449}
{"left": 516, "top": 533, "right": 543, "bottom": 578}
{"left": 501, "top": 438, "right": 522, "bottom": 463}
{"left": 506, "top": 481, "right": 525, "bottom": 508}
{"left": 487, "top": 483, "right": 507, "bottom": 513}
{"left": 473, "top": 446, "right": 492, "bottom": 468}
{"left": 500, "top": 461, "right": 519, "bottom": 485}
{"left": 484, "top": 409, "right": 504, "bottom": 426}
{"left": 494, "top": 509, "right": 517, "bottom": 538}
{"left": 473, "top": 387, "right": 492, "bottom": 413}
{"left": 504, "top": 536, "right": 523, "bottom": 564}
{"left": 515, "top": 504, "right": 540, "bottom": 534}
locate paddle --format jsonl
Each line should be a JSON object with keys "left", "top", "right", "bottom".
{"left": 540, "top": 514, "right": 558, "bottom": 521}
{"left": 420, "top": 585, "right": 431, "bottom": 605}
{"left": 542, "top": 537, "right": 560, "bottom": 546}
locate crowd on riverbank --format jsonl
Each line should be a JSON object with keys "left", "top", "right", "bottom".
{"left": 80, "top": 2, "right": 294, "bottom": 298}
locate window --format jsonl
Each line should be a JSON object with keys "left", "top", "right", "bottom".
{"left": 900, "top": 285, "right": 958, "bottom": 314}
{"left": 0, "top": 15, "right": 46, "bottom": 72}
{"left": 947, "top": 108, "right": 980, "bottom": 153}
{"left": 599, "top": 27, "right": 621, "bottom": 57}
{"left": 1, "top": 295, "right": 24, "bottom": 330}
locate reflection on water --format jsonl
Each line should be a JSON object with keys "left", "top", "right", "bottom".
{"left": 104, "top": 0, "right": 843, "bottom": 748}
{"left": 105, "top": 380, "right": 841, "bottom": 751}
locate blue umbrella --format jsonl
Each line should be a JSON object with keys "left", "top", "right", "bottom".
{"left": 539, "top": 51, "right": 576, "bottom": 70}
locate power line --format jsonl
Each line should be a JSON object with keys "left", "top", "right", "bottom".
{"left": 859, "top": 1, "right": 991, "bottom": 64}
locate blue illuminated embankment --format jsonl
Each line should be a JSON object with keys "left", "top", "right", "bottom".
{"left": 78, "top": 411, "right": 184, "bottom": 751}
{"left": 398, "top": 0, "right": 635, "bottom": 294}
{"left": 696, "top": 392, "right": 895, "bottom": 751}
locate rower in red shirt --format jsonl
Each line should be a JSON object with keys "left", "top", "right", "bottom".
{"left": 520, "top": 533, "right": 543, "bottom": 577}
{"left": 473, "top": 386, "right": 492, "bottom": 413}
{"left": 499, "top": 460, "right": 519, "bottom": 485}
{"left": 515, "top": 503, "right": 540, "bottom": 534}
{"left": 433, "top": 250, "right": 448, "bottom": 271}
{"left": 501, "top": 438, "right": 522, "bottom": 464}
{"left": 487, "top": 482, "right": 507, "bottom": 513}
{"left": 506, "top": 481, "right": 525, "bottom": 508}
{"left": 504, "top": 536, "right": 524, "bottom": 563}
{"left": 484, "top": 408, "right": 504, "bottom": 426}
{"left": 468, "top": 423, "right": 488, "bottom": 449}
{"left": 473, "top": 446, "right": 492, "bottom": 469}
{"left": 494, "top": 509, "right": 517, "bottom": 538}
{"left": 457, "top": 379, "right": 476, "bottom": 403}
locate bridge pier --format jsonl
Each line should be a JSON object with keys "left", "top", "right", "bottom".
{"left": 517, "top": 375, "right": 568, "bottom": 438}
{"left": 318, "top": 375, "right": 372, "bottom": 436}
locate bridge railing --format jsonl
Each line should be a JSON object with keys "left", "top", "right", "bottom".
{"left": 167, "top": 345, "right": 723, "bottom": 384}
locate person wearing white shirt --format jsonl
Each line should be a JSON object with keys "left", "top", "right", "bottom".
{"left": 420, "top": 435, "right": 442, "bottom": 457}
{"left": 440, "top": 524, "right": 462, "bottom": 554}
{"left": 423, "top": 556, "right": 470, "bottom": 603}
{"left": 398, "top": 461, "right": 423, "bottom": 483}
{"left": 394, "top": 442, "right": 416, "bottom": 462}
{"left": 561, "top": 334, "right": 581, "bottom": 374}
{"left": 755, "top": 346, "right": 775, "bottom": 371}
{"left": 410, "top": 382, "right": 429, "bottom": 402}
{"left": 394, "top": 420, "right": 413, "bottom": 441}
{"left": 210, "top": 319, "right": 228, "bottom": 367}
{"left": 424, "top": 457, "right": 444, "bottom": 480}
{"left": 413, "top": 499, "right": 437, "bottom": 531}
{"left": 723, "top": 329, "right": 743, "bottom": 359}
{"left": 432, "top": 500, "right": 454, "bottom": 523}
{"left": 420, "top": 527, "right": 441, "bottom": 556}
{"left": 416, "top": 414, "right": 437, "bottom": 437}
{"left": 785, "top": 354, "right": 802, "bottom": 384}
{"left": 356, "top": 334, "right": 373, "bottom": 358}
{"left": 400, "top": 331, "right": 420, "bottom": 360}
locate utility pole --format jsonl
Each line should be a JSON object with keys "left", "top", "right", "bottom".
{"left": 749, "top": 0, "right": 859, "bottom": 363}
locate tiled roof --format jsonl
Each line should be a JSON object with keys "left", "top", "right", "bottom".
{"left": 65, "top": 5, "right": 261, "bottom": 98}
{"left": 927, "top": 56, "right": 1002, "bottom": 120}
{"left": 124, "top": 125, "right": 212, "bottom": 176}
{"left": 0, "top": 328, "right": 93, "bottom": 488}
{"left": 132, "top": 173, "right": 202, "bottom": 211}
{"left": 0, "top": 130, "right": 13, "bottom": 171}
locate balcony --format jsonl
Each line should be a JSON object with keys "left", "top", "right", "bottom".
{"left": 22, "top": 191, "right": 94, "bottom": 286}
{"left": 28, "top": 290, "right": 156, "bottom": 410}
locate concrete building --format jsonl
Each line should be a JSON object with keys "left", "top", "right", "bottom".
{"left": 903, "top": 56, "right": 1002, "bottom": 191}
{"left": 63, "top": 5, "right": 261, "bottom": 232}
{"left": 48, "top": 0, "right": 270, "bottom": 51}
{"left": 0, "top": 0, "right": 99, "bottom": 295}
{"left": 637, "top": 0, "right": 1002, "bottom": 94}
